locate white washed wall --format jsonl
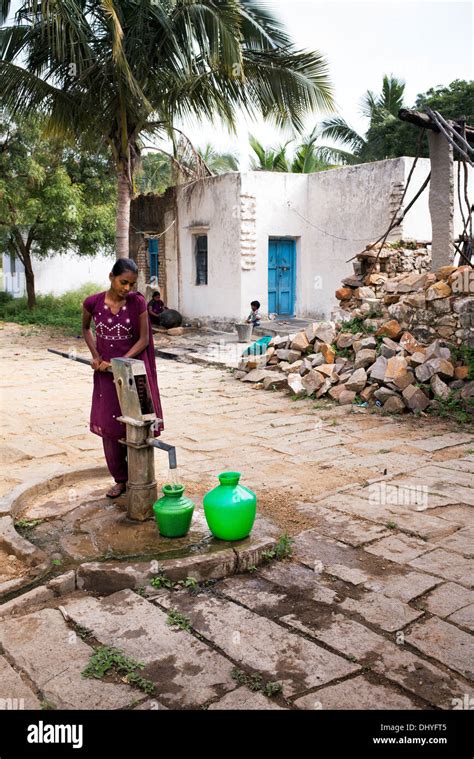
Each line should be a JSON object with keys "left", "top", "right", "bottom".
{"left": 172, "top": 173, "right": 242, "bottom": 320}
{"left": 2, "top": 251, "right": 115, "bottom": 297}
{"left": 167, "top": 156, "right": 472, "bottom": 322}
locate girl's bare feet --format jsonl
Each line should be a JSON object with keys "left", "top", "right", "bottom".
{"left": 106, "top": 482, "right": 127, "bottom": 498}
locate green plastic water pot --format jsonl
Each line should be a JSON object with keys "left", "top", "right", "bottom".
{"left": 203, "top": 472, "right": 256, "bottom": 541}
{"left": 153, "top": 484, "right": 194, "bottom": 538}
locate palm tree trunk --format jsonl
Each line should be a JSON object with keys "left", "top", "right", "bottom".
{"left": 116, "top": 170, "right": 131, "bottom": 258}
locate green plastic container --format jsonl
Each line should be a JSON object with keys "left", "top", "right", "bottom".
{"left": 203, "top": 472, "right": 256, "bottom": 541}
{"left": 153, "top": 484, "right": 194, "bottom": 538}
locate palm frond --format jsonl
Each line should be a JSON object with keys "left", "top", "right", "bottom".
{"left": 359, "top": 89, "right": 378, "bottom": 120}
{"left": 0, "top": 0, "right": 11, "bottom": 24}
{"left": 381, "top": 74, "right": 405, "bottom": 115}
{"left": 319, "top": 115, "right": 365, "bottom": 153}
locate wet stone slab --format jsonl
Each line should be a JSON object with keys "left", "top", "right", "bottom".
{"left": 292, "top": 531, "right": 399, "bottom": 585}
{"left": 340, "top": 592, "right": 424, "bottom": 632}
{"left": 63, "top": 590, "right": 236, "bottom": 709}
{"left": 217, "top": 575, "right": 289, "bottom": 617}
{"left": 257, "top": 561, "right": 335, "bottom": 594}
{"left": 0, "top": 609, "right": 135, "bottom": 710}
{"left": 405, "top": 617, "right": 474, "bottom": 680}
{"left": 279, "top": 610, "right": 385, "bottom": 661}
{"left": 364, "top": 535, "right": 434, "bottom": 564}
{"left": 363, "top": 571, "right": 440, "bottom": 603}
{"left": 153, "top": 590, "right": 358, "bottom": 696}
{"left": 369, "top": 642, "right": 473, "bottom": 709}
{"left": 218, "top": 573, "right": 337, "bottom": 618}
{"left": 208, "top": 687, "right": 287, "bottom": 710}
{"left": 294, "top": 676, "right": 419, "bottom": 710}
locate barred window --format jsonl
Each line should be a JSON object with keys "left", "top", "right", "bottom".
{"left": 195, "top": 235, "right": 208, "bottom": 285}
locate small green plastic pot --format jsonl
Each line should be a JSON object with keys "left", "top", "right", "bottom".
{"left": 203, "top": 472, "right": 256, "bottom": 541}
{"left": 153, "top": 484, "right": 194, "bottom": 538}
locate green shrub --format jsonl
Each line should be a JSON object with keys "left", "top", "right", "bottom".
{"left": 0, "top": 283, "right": 101, "bottom": 335}
{"left": 452, "top": 346, "right": 474, "bottom": 379}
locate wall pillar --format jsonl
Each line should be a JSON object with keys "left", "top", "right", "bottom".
{"left": 428, "top": 131, "right": 454, "bottom": 270}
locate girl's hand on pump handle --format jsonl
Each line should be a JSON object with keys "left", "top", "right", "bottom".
{"left": 90, "top": 356, "right": 102, "bottom": 371}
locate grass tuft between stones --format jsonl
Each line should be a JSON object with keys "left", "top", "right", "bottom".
{"left": 82, "top": 645, "right": 155, "bottom": 695}
{"left": 231, "top": 667, "right": 283, "bottom": 698}
{"left": 262, "top": 533, "right": 294, "bottom": 563}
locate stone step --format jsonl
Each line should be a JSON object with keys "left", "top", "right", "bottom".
{"left": 294, "top": 676, "right": 419, "bottom": 710}
{"left": 0, "top": 609, "right": 135, "bottom": 710}
{"left": 208, "top": 686, "right": 286, "bottom": 710}
{"left": 0, "top": 655, "right": 40, "bottom": 709}
{"left": 63, "top": 590, "right": 236, "bottom": 709}
{"left": 152, "top": 589, "right": 358, "bottom": 697}
{"left": 405, "top": 617, "right": 474, "bottom": 680}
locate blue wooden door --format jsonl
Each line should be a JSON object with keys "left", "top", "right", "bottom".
{"left": 148, "top": 239, "right": 159, "bottom": 284}
{"left": 268, "top": 239, "right": 296, "bottom": 315}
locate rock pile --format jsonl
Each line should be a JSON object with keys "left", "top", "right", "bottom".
{"left": 336, "top": 246, "right": 473, "bottom": 347}
{"left": 234, "top": 264, "right": 474, "bottom": 417}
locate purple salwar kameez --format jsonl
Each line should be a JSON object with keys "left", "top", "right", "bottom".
{"left": 83, "top": 291, "right": 164, "bottom": 483}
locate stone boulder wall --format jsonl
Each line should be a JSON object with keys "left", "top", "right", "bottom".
{"left": 234, "top": 261, "right": 474, "bottom": 418}
{"left": 335, "top": 241, "right": 473, "bottom": 348}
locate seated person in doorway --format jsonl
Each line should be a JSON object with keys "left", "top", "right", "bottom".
{"left": 246, "top": 300, "right": 261, "bottom": 329}
{"left": 148, "top": 291, "right": 167, "bottom": 325}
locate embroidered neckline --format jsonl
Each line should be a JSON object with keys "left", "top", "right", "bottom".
{"left": 103, "top": 291, "right": 129, "bottom": 316}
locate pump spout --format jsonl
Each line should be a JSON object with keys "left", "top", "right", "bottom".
{"left": 147, "top": 438, "right": 177, "bottom": 470}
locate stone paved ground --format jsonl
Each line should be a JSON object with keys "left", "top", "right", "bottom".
{"left": 0, "top": 322, "right": 473, "bottom": 710}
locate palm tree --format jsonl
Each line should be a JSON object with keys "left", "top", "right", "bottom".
{"left": 249, "top": 135, "right": 291, "bottom": 171}
{"left": 1, "top": 0, "right": 333, "bottom": 257}
{"left": 289, "top": 125, "right": 342, "bottom": 172}
{"left": 249, "top": 128, "right": 340, "bottom": 173}
{"left": 197, "top": 144, "right": 239, "bottom": 174}
{"left": 135, "top": 152, "right": 172, "bottom": 195}
{"left": 320, "top": 74, "right": 406, "bottom": 163}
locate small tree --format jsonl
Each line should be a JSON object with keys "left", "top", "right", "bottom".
{"left": 0, "top": 113, "right": 116, "bottom": 307}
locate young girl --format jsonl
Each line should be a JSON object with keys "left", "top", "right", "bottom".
{"left": 82, "top": 258, "right": 164, "bottom": 498}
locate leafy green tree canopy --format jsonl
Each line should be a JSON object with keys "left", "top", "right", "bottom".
{"left": 0, "top": 111, "right": 116, "bottom": 306}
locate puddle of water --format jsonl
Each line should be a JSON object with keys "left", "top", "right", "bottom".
{"left": 15, "top": 474, "right": 229, "bottom": 572}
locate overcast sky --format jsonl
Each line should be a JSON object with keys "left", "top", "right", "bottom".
{"left": 6, "top": 0, "right": 474, "bottom": 168}
{"left": 171, "top": 0, "right": 474, "bottom": 168}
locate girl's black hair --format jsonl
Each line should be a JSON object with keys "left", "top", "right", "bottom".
{"left": 111, "top": 258, "right": 138, "bottom": 277}
{"left": 251, "top": 300, "right": 261, "bottom": 309}
{"left": 152, "top": 291, "right": 161, "bottom": 297}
